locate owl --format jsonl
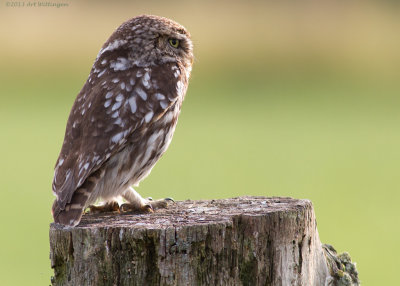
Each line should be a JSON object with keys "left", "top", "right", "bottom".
{"left": 52, "top": 15, "right": 193, "bottom": 227}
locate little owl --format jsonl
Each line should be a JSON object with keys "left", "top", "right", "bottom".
{"left": 52, "top": 15, "right": 193, "bottom": 227}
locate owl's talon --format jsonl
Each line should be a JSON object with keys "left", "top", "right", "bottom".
{"left": 144, "top": 204, "right": 154, "bottom": 213}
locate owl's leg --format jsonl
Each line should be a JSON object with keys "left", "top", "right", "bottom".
{"left": 120, "top": 187, "right": 173, "bottom": 212}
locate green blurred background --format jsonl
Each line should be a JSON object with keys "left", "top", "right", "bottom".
{"left": 0, "top": 0, "right": 399, "bottom": 285}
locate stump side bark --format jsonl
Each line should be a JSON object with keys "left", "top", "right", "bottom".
{"left": 49, "top": 197, "right": 330, "bottom": 286}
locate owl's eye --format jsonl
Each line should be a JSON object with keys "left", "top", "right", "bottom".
{"left": 168, "top": 38, "right": 180, "bottom": 48}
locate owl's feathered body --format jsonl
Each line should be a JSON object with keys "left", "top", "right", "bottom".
{"left": 52, "top": 15, "right": 193, "bottom": 226}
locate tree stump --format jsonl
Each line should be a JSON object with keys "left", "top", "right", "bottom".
{"left": 49, "top": 196, "right": 355, "bottom": 286}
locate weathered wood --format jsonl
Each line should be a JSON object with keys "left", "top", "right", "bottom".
{"left": 49, "top": 196, "right": 355, "bottom": 286}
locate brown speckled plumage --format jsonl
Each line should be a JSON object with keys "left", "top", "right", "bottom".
{"left": 52, "top": 15, "right": 193, "bottom": 227}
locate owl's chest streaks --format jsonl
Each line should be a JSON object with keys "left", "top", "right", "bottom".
{"left": 90, "top": 103, "right": 181, "bottom": 203}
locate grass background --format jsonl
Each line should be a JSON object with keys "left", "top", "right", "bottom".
{"left": 0, "top": 1, "right": 399, "bottom": 285}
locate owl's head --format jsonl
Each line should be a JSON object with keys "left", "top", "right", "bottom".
{"left": 95, "top": 15, "right": 193, "bottom": 74}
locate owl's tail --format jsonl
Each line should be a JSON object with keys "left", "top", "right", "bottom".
{"left": 52, "top": 188, "right": 88, "bottom": 227}
{"left": 52, "top": 170, "right": 102, "bottom": 227}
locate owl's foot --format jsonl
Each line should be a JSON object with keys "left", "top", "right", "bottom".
{"left": 85, "top": 201, "right": 120, "bottom": 214}
{"left": 120, "top": 197, "right": 174, "bottom": 213}
{"left": 148, "top": 197, "right": 174, "bottom": 209}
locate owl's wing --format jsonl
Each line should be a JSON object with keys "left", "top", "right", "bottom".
{"left": 52, "top": 63, "right": 187, "bottom": 210}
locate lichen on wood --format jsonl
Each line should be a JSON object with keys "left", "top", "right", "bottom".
{"left": 323, "top": 244, "right": 360, "bottom": 286}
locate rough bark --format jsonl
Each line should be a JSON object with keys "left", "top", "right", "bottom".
{"left": 49, "top": 196, "right": 351, "bottom": 286}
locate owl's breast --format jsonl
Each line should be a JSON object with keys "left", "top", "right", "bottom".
{"left": 92, "top": 102, "right": 181, "bottom": 202}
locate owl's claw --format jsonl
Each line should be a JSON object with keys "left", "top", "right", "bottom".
{"left": 85, "top": 201, "right": 120, "bottom": 214}
{"left": 144, "top": 204, "right": 154, "bottom": 213}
